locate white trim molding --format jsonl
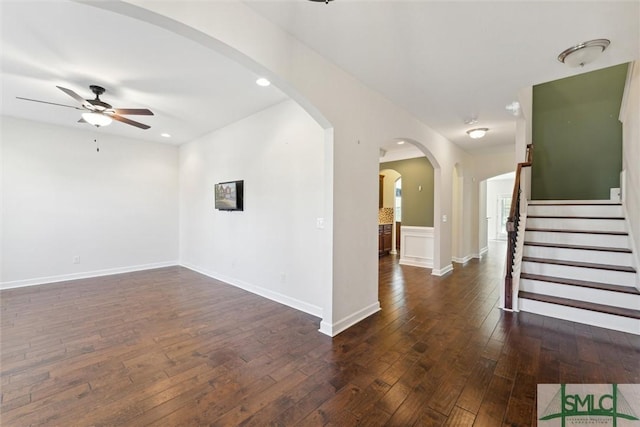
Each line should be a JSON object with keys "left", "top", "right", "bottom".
{"left": 452, "top": 255, "right": 473, "bottom": 264}
{"left": 432, "top": 264, "right": 454, "bottom": 276}
{"left": 399, "top": 226, "right": 434, "bottom": 269}
{"left": 318, "top": 301, "right": 381, "bottom": 337}
{"left": 181, "top": 263, "right": 324, "bottom": 319}
{"left": 475, "top": 246, "right": 489, "bottom": 259}
{"left": 0, "top": 261, "right": 179, "bottom": 290}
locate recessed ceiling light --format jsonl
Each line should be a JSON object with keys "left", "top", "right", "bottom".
{"left": 161, "top": 133, "right": 171, "bottom": 138}
{"left": 397, "top": 140, "right": 405, "bottom": 145}
{"left": 256, "top": 78, "right": 271, "bottom": 87}
{"left": 466, "top": 128, "right": 489, "bottom": 139}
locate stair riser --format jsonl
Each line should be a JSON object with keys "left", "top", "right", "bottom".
{"left": 520, "top": 279, "right": 640, "bottom": 310}
{"left": 521, "top": 262, "right": 637, "bottom": 286}
{"left": 527, "top": 217, "right": 626, "bottom": 232}
{"left": 528, "top": 204, "right": 623, "bottom": 217}
{"left": 524, "top": 231, "right": 630, "bottom": 249}
{"left": 523, "top": 245, "right": 633, "bottom": 267}
{"left": 518, "top": 298, "right": 640, "bottom": 335}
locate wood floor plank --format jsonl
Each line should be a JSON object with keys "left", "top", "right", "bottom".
{"left": 2, "top": 242, "right": 639, "bottom": 425}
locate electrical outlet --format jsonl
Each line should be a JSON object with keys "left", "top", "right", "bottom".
{"left": 73, "top": 256, "right": 80, "bottom": 264}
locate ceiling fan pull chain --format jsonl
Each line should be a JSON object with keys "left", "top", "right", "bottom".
{"left": 94, "top": 137, "right": 100, "bottom": 152}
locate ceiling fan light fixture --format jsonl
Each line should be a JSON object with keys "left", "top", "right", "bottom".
{"left": 82, "top": 112, "right": 112, "bottom": 127}
{"left": 558, "top": 39, "right": 610, "bottom": 67}
{"left": 466, "top": 128, "right": 488, "bottom": 139}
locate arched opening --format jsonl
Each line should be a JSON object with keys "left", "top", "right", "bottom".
{"left": 81, "top": 1, "right": 336, "bottom": 331}
{"left": 379, "top": 139, "right": 437, "bottom": 269}
{"left": 482, "top": 172, "right": 515, "bottom": 256}
{"left": 379, "top": 169, "right": 401, "bottom": 256}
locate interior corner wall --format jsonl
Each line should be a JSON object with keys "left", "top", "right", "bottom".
{"left": 620, "top": 61, "right": 640, "bottom": 275}
{"left": 1, "top": 117, "right": 179, "bottom": 288}
{"left": 178, "top": 100, "right": 326, "bottom": 317}
{"left": 531, "top": 64, "right": 628, "bottom": 200}
{"left": 379, "top": 157, "right": 434, "bottom": 227}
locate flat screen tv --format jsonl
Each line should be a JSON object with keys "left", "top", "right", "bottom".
{"left": 215, "top": 180, "right": 243, "bottom": 211}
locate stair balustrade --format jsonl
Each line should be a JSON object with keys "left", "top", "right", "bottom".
{"left": 504, "top": 144, "right": 533, "bottom": 310}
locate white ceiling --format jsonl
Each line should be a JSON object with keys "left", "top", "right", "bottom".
{"left": 245, "top": 0, "right": 639, "bottom": 153}
{"left": 0, "top": 1, "right": 288, "bottom": 145}
{"left": 1, "top": 1, "right": 639, "bottom": 153}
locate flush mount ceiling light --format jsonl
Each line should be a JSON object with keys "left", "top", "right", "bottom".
{"left": 81, "top": 112, "right": 112, "bottom": 127}
{"left": 397, "top": 140, "right": 405, "bottom": 145}
{"left": 256, "top": 78, "right": 271, "bottom": 87}
{"left": 558, "top": 39, "right": 610, "bottom": 67}
{"left": 505, "top": 101, "right": 521, "bottom": 117}
{"left": 466, "top": 128, "right": 489, "bottom": 139}
{"left": 309, "top": 0, "right": 333, "bottom": 3}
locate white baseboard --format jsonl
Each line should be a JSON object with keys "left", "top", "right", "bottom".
{"left": 0, "top": 261, "right": 179, "bottom": 290}
{"left": 452, "top": 255, "right": 473, "bottom": 264}
{"left": 399, "top": 257, "right": 433, "bottom": 268}
{"left": 432, "top": 264, "right": 453, "bottom": 276}
{"left": 318, "top": 301, "right": 381, "bottom": 337}
{"left": 181, "top": 263, "right": 323, "bottom": 319}
{"left": 475, "top": 246, "right": 489, "bottom": 259}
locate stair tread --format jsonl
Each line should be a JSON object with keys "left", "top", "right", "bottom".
{"left": 522, "top": 256, "right": 636, "bottom": 273}
{"left": 523, "top": 241, "right": 632, "bottom": 253}
{"left": 519, "top": 291, "right": 640, "bottom": 319}
{"left": 520, "top": 273, "right": 640, "bottom": 295}
{"left": 526, "top": 228, "right": 628, "bottom": 236}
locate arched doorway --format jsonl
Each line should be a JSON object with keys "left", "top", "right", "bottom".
{"left": 379, "top": 140, "right": 436, "bottom": 269}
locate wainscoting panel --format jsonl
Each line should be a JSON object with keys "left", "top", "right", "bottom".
{"left": 399, "top": 226, "right": 434, "bottom": 268}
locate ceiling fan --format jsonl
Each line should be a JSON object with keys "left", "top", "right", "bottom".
{"left": 17, "top": 85, "right": 153, "bottom": 129}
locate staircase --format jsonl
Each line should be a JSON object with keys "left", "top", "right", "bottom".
{"left": 517, "top": 201, "right": 640, "bottom": 335}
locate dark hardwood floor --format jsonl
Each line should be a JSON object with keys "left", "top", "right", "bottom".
{"left": 1, "top": 245, "right": 639, "bottom": 426}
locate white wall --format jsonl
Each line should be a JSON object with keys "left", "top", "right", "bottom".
{"left": 179, "top": 100, "right": 326, "bottom": 317}
{"left": 94, "top": 0, "right": 470, "bottom": 335}
{"left": 466, "top": 145, "right": 515, "bottom": 257}
{"left": 1, "top": 117, "right": 179, "bottom": 288}
{"left": 620, "top": 61, "right": 640, "bottom": 278}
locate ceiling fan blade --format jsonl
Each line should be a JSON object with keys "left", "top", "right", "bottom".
{"left": 111, "top": 114, "right": 150, "bottom": 130}
{"left": 16, "top": 97, "right": 83, "bottom": 110}
{"left": 56, "top": 86, "right": 87, "bottom": 105}
{"left": 114, "top": 108, "right": 154, "bottom": 116}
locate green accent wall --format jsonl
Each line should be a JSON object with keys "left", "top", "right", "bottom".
{"left": 380, "top": 157, "right": 434, "bottom": 227}
{"left": 531, "top": 63, "right": 627, "bottom": 200}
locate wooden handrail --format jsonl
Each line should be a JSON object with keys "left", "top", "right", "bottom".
{"left": 507, "top": 145, "right": 532, "bottom": 222}
{"left": 504, "top": 144, "right": 533, "bottom": 310}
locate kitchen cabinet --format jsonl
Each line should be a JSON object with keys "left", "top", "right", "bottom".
{"left": 378, "top": 224, "right": 392, "bottom": 256}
